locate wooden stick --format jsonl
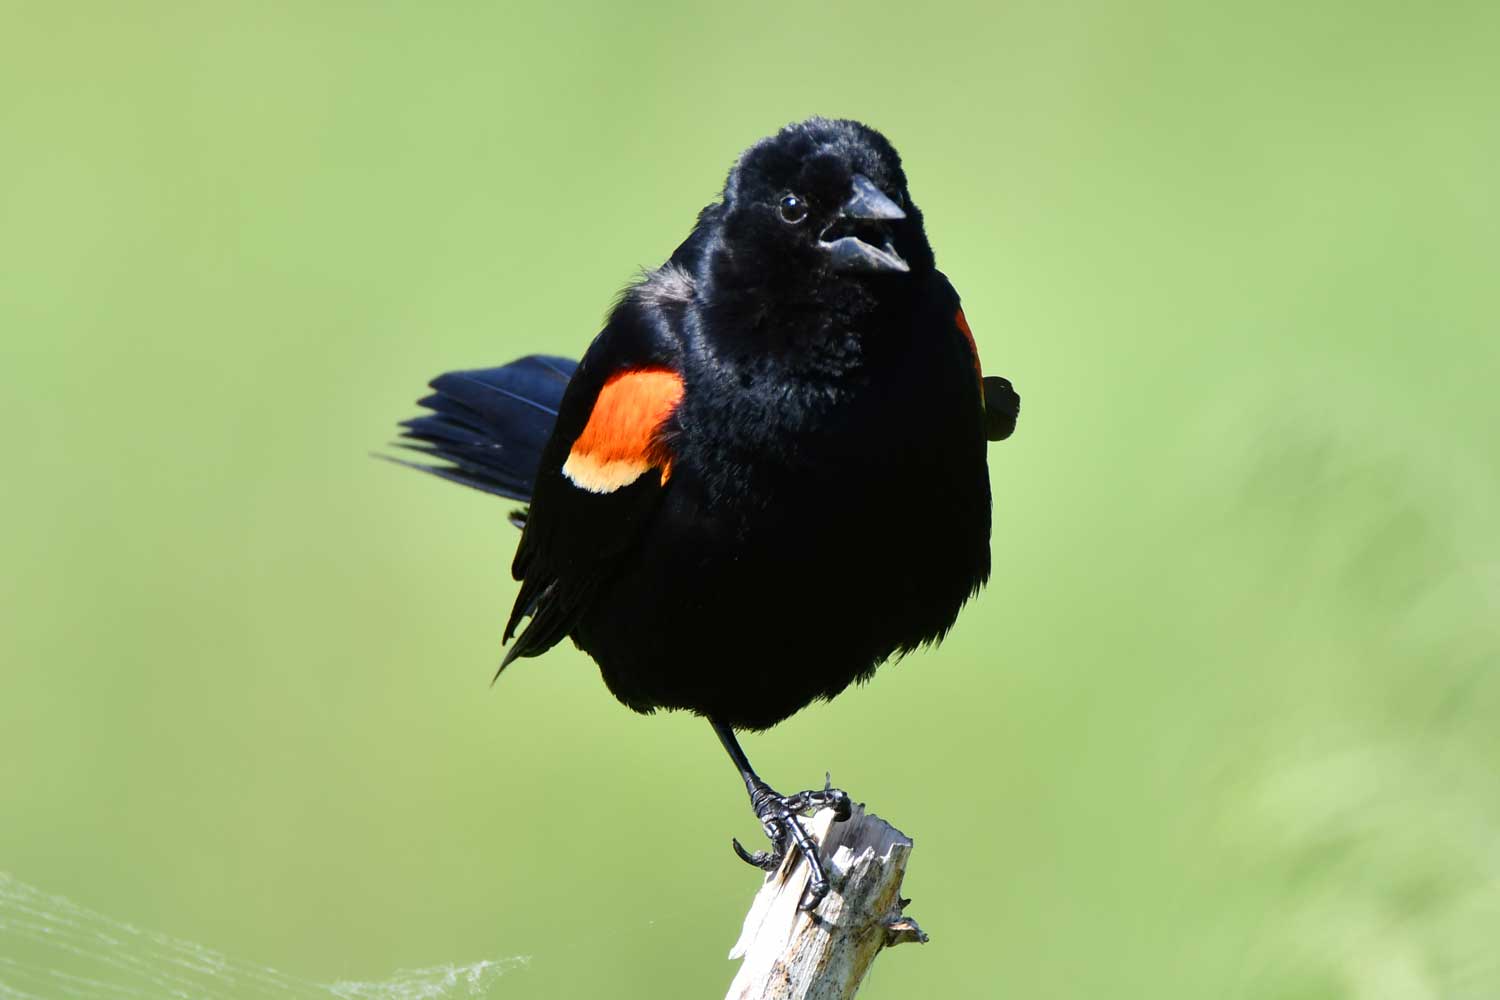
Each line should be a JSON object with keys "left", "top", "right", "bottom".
{"left": 725, "top": 804, "right": 927, "bottom": 1000}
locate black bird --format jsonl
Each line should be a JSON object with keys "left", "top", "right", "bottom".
{"left": 392, "top": 117, "right": 1019, "bottom": 908}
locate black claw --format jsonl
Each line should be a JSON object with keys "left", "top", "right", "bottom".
{"left": 827, "top": 787, "right": 853, "bottom": 822}
{"left": 732, "top": 838, "right": 782, "bottom": 872}
{"left": 804, "top": 881, "right": 828, "bottom": 917}
{"left": 735, "top": 777, "right": 852, "bottom": 911}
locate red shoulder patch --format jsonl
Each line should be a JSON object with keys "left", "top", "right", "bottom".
{"left": 955, "top": 308, "right": 983, "bottom": 388}
{"left": 562, "top": 368, "right": 684, "bottom": 494}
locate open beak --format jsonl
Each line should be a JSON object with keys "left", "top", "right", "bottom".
{"left": 819, "top": 174, "right": 910, "bottom": 273}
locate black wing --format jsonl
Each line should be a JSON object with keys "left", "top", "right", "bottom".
{"left": 942, "top": 271, "right": 1019, "bottom": 443}
{"left": 393, "top": 355, "right": 579, "bottom": 502}
{"left": 498, "top": 292, "right": 687, "bottom": 674}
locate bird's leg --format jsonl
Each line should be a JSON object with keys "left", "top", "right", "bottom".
{"left": 710, "top": 719, "right": 853, "bottom": 910}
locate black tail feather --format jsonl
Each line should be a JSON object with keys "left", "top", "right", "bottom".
{"left": 391, "top": 354, "right": 578, "bottom": 504}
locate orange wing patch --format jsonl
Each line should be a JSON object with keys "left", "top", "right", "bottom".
{"left": 955, "top": 308, "right": 982, "bottom": 383}
{"left": 562, "top": 368, "right": 685, "bottom": 494}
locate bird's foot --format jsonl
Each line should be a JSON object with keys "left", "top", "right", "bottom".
{"left": 731, "top": 775, "right": 853, "bottom": 910}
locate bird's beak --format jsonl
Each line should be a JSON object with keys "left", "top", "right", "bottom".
{"left": 819, "top": 174, "right": 910, "bottom": 273}
{"left": 842, "top": 174, "right": 906, "bottom": 222}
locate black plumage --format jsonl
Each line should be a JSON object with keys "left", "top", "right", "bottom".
{"left": 393, "top": 354, "right": 577, "bottom": 502}
{"left": 394, "top": 117, "right": 1019, "bottom": 908}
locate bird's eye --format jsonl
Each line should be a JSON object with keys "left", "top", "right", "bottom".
{"left": 778, "top": 193, "right": 808, "bottom": 224}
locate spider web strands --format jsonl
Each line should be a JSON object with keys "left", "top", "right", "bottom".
{"left": 0, "top": 874, "right": 526, "bottom": 1000}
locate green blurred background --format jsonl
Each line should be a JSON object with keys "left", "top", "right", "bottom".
{"left": 3, "top": 1, "right": 1498, "bottom": 997}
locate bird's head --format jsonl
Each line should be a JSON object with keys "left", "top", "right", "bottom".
{"left": 714, "top": 118, "right": 935, "bottom": 295}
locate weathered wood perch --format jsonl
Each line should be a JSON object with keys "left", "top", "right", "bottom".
{"left": 726, "top": 804, "right": 927, "bottom": 1000}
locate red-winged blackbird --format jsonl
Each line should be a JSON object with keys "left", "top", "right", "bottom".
{"left": 392, "top": 117, "right": 1019, "bottom": 908}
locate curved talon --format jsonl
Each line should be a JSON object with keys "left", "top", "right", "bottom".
{"left": 732, "top": 838, "right": 782, "bottom": 871}
{"left": 734, "top": 778, "right": 852, "bottom": 912}
{"left": 799, "top": 878, "right": 830, "bottom": 911}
